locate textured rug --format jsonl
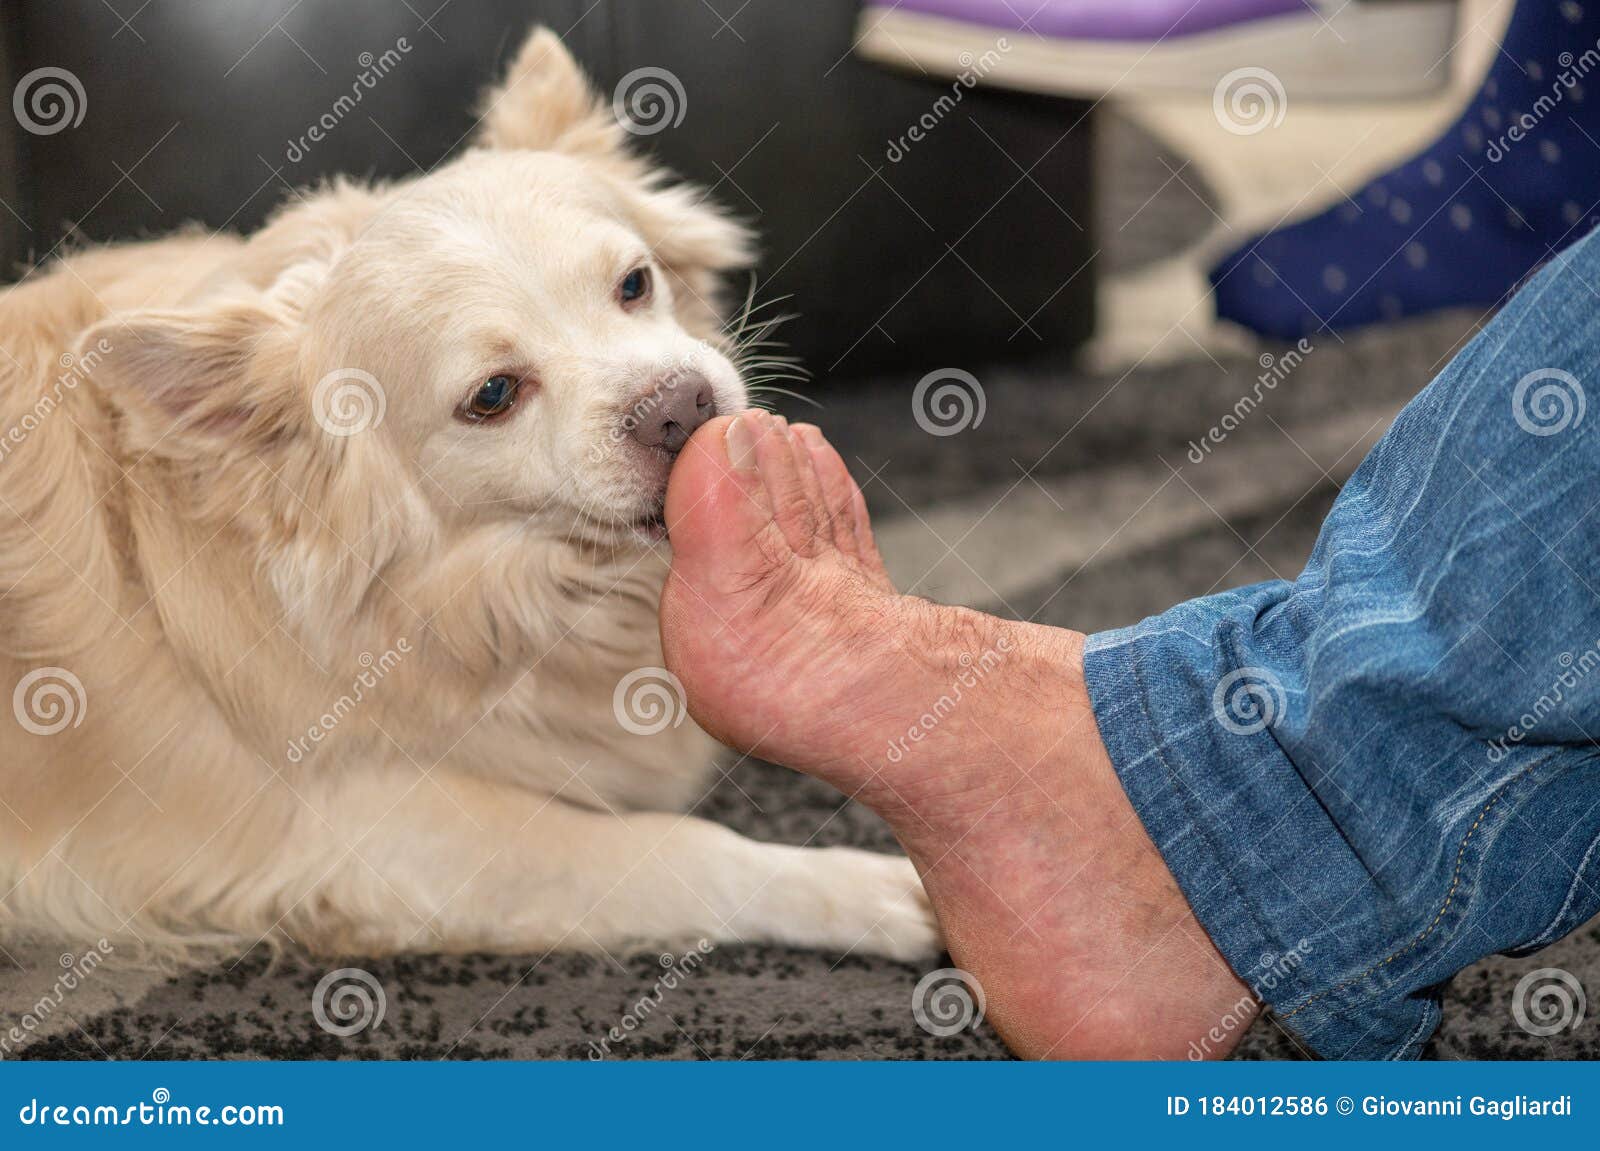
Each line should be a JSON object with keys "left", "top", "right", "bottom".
{"left": 4, "top": 110, "right": 1594, "bottom": 1062}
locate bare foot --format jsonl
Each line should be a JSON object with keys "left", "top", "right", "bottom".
{"left": 660, "top": 411, "right": 1255, "bottom": 1059}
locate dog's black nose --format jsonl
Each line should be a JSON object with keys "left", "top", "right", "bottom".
{"left": 629, "top": 374, "right": 716, "bottom": 453}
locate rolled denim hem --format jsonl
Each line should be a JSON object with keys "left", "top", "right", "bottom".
{"left": 1083, "top": 625, "right": 1439, "bottom": 1061}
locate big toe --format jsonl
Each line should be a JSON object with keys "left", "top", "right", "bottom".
{"left": 661, "top": 410, "right": 810, "bottom": 682}
{"left": 667, "top": 408, "right": 842, "bottom": 582}
{"left": 661, "top": 408, "right": 828, "bottom": 756}
{"left": 665, "top": 412, "right": 778, "bottom": 578}
{"left": 665, "top": 413, "right": 735, "bottom": 534}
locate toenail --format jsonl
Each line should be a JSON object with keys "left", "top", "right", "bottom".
{"left": 726, "top": 412, "right": 761, "bottom": 471}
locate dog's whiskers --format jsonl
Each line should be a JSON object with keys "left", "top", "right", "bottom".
{"left": 741, "top": 368, "right": 813, "bottom": 389}
{"left": 720, "top": 280, "right": 820, "bottom": 419}
{"left": 721, "top": 278, "right": 793, "bottom": 344}
{"left": 740, "top": 362, "right": 810, "bottom": 379}
{"left": 745, "top": 385, "right": 822, "bottom": 409}
{"left": 566, "top": 489, "right": 603, "bottom": 543}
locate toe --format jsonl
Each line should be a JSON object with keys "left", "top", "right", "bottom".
{"left": 786, "top": 425, "right": 835, "bottom": 544}
{"left": 795, "top": 424, "right": 896, "bottom": 592}
{"left": 791, "top": 424, "right": 855, "bottom": 556}
{"left": 664, "top": 411, "right": 787, "bottom": 585}
{"left": 754, "top": 415, "right": 824, "bottom": 555}
{"left": 849, "top": 485, "right": 896, "bottom": 593}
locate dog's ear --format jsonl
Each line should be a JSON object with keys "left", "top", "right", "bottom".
{"left": 82, "top": 297, "right": 302, "bottom": 451}
{"left": 476, "top": 27, "right": 756, "bottom": 332}
{"left": 476, "top": 28, "right": 620, "bottom": 157}
{"left": 84, "top": 291, "right": 428, "bottom": 630}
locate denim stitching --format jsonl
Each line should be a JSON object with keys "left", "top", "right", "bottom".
{"left": 1282, "top": 758, "right": 1539, "bottom": 1021}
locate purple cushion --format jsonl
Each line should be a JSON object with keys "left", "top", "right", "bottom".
{"left": 867, "top": 0, "right": 1313, "bottom": 40}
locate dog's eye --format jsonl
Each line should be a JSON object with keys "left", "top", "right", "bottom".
{"left": 461, "top": 375, "right": 519, "bottom": 422}
{"left": 618, "top": 266, "right": 651, "bottom": 308}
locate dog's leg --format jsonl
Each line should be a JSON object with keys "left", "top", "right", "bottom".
{"left": 298, "top": 769, "right": 942, "bottom": 961}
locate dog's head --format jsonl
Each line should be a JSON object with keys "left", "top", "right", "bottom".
{"left": 306, "top": 31, "right": 756, "bottom": 544}
{"left": 90, "top": 30, "right": 753, "bottom": 581}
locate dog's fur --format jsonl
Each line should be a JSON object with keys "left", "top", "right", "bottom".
{"left": 0, "top": 30, "right": 936, "bottom": 963}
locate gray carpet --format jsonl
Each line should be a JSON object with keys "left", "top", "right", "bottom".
{"left": 4, "top": 111, "right": 1593, "bottom": 1061}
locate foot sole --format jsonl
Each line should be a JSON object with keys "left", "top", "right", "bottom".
{"left": 855, "top": 3, "right": 1456, "bottom": 101}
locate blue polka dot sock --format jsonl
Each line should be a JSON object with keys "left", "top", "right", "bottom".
{"left": 1210, "top": 0, "right": 1600, "bottom": 340}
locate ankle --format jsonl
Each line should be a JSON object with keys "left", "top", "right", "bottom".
{"left": 931, "top": 604, "right": 1093, "bottom": 768}
{"left": 855, "top": 599, "right": 1094, "bottom": 816}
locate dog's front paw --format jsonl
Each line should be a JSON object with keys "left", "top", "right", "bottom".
{"left": 822, "top": 849, "right": 943, "bottom": 962}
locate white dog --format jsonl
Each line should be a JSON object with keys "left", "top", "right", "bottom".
{"left": 0, "top": 29, "right": 937, "bottom": 963}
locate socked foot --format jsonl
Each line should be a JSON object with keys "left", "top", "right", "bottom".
{"left": 660, "top": 411, "right": 1255, "bottom": 1059}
